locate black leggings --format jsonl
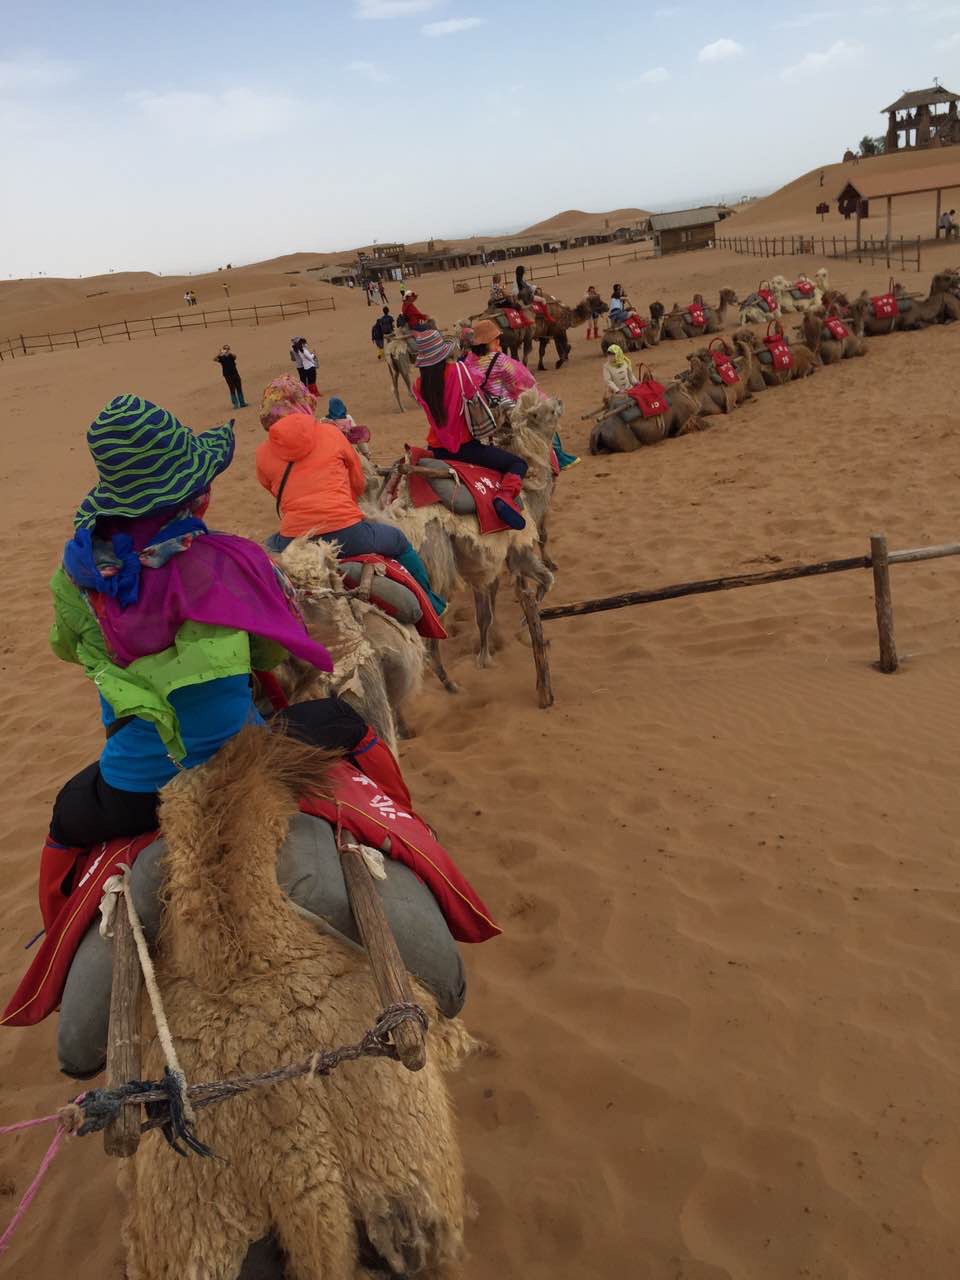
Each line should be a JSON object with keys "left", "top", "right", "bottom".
{"left": 431, "top": 440, "right": 528, "bottom": 478}
{"left": 49, "top": 699, "right": 368, "bottom": 848}
{"left": 297, "top": 366, "right": 317, "bottom": 387}
{"left": 224, "top": 372, "right": 244, "bottom": 398}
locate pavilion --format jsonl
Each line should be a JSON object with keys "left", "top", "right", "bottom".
{"left": 836, "top": 161, "right": 960, "bottom": 246}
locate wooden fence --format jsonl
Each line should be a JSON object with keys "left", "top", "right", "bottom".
{"left": 451, "top": 246, "right": 656, "bottom": 295}
{"left": 0, "top": 295, "right": 336, "bottom": 362}
{"left": 714, "top": 233, "right": 922, "bottom": 273}
{"left": 519, "top": 534, "right": 960, "bottom": 709}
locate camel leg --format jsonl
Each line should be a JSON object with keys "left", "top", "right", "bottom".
{"left": 538, "top": 509, "right": 558, "bottom": 573}
{"left": 486, "top": 577, "right": 505, "bottom": 654}
{"left": 396, "top": 707, "right": 415, "bottom": 740}
{"left": 537, "top": 337, "right": 547, "bottom": 372}
{"left": 272, "top": 1180, "right": 356, "bottom": 1280}
{"left": 474, "top": 586, "right": 496, "bottom": 667}
{"left": 428, "top": 638, "right": 460, "bottom": 694}
{"left": 389, "top": 364, "right": 404, "bottom": 413}
{"left": 555, "top": 334, "right": 569, "bottom": 369}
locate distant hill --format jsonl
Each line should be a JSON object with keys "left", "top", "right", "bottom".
{"left": 521, "top": 208, "right": 650, "bottom": 236}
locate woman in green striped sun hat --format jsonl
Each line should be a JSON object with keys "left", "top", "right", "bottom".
{"left": 74, "top": 394, "right": 236, "bottom": 529}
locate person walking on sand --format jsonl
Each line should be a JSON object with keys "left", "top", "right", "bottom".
{"left": 378, "top": 279, "right": 388, "bottom": 305}
{"left": 221, "top": 281, "right": 230, "bottom": 299}
{"left": 214, "top": 344, "right": 247, "bottom": 409}
{"left": 290, "top": 336, "right": 318, "bottom": 390}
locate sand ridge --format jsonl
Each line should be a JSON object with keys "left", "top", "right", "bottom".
{"left": 1, "top": 235, "right": 960, "bottom": 1278}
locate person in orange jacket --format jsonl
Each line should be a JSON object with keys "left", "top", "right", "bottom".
{"left": 255, "top": 376, "right": 445, "bottom": 613}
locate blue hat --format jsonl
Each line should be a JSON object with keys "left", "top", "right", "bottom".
{"left": 327, "top": 397, "right": 348, "bottom": 420}
{"left": 74, "top": 395, "right": 235, "bottom": 529}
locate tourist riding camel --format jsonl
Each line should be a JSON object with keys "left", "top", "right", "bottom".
{"left": 489, "top": 273, "right": 509, "bottom": 307}
{"left": 514, "top": 264, "right": 535, "bottom": 305}
{"left": 603, "top": 344, "right": 639, "bottom": 403}
{"left": 401, "top": 288, "right": 430, "bottom": 331}
{"left": 412, "top": 327, "right": 529, "bottom": 530}
{"left": 255, "top": 376, "right": 446, "bottom": 615}
{"left": 609, "top": 283, "right": 632, "bottom": 319}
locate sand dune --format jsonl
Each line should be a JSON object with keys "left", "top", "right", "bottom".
{"left": 1, "top": 225, "right": 960, "bottom": 1278}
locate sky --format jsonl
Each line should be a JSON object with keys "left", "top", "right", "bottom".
{"left": 2, "top": 0, "right": 958, "bottom": 277}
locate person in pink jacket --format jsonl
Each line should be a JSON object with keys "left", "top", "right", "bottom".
{"left": 411, "top": 328, "right": 527, "bottom": 529}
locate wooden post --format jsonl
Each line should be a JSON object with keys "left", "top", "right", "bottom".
{"left": 516, "top": 581, "right": 554, "bottom": 709}
{"left": 935, "top": 187, "right": 942, "bottom": 239}
{"left": 228, "top": 306, "right": 234, "bottom": 326}
{"left": 254, "top": 304, "right": 260, "bottom": 325}
{"left": 280, "top": 301, "right": 286, "bottom": 319}
{"left": 870, "top": 534, "right": 898, "bottom": 674}
{"left": 73, "top": 329, "right": 79, "bottom": 349}
{"left": 151, "top": 316, "right": 157, "bottom": 337}
{"left": 103, "top": 897, "right": 143, "bottom": 1156}
{"left": 97, "top": 323, "right": 104, "bottom": 346}
{"left": 339, "top": 844, "right": 427, "bottom": 1072}
{"left": 177, "top": 312, "right": 182, "bottom": 332}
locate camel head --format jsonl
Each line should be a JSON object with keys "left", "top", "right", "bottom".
{"left": 719, "top": 288, "right": 739, "bottom": 308}
{"left": 801, "top": 312, "right": 824, "bottom": 344}
{"left": 732, "top": 326, "right": 761, "bottom": 355}
{"left": 815, "top": 267, "right": 829, "bottom": 291}
{"left": 650, "top": 301, "right": 665, "bottom": 322}
{"left": 508, "top": 390, "right": 564, "bottom": 445}
{"left": 684, "top": 354, "right": 709, "bottom": 388}
{"left": 770, "top": 274, "right": 791, "bottom": 295}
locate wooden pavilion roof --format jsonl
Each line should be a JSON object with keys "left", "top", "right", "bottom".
{"left": 884, "top": 86, "right": 960, "bottom": 112}
{"left": 836, "top": 162, "right": 960, "bottom": 201}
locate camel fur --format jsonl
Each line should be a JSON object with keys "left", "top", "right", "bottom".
{"left": 799, "top": 311, "right": 868, "bottom": 364}
{"left": 121, "top": 726, "right": 469, "bottom": 1280}
{"left": 494, "top": 389, "right": 564, "bottom": 571}
{"left": 683, "top": 347, "right": 751, "bottom": 414}
{"left": 659, "top": 290, "right": 738, "bottom": 340}
{"left": 589, "top": 381, "right": 702, "bottom": 454}
{"left": 385, "top": 335, "right": 417, "bottom": 412}
{"left": 770, "top": 268, "right": 829, "bottom": 314}
{"left": 600, "top": 303, "right": 664, "bottom": 354}
{"left": 738, "top": 281, "right": 782, "bottom": 326}
{"left": 531, "top": 299, "right": 591, "bottom": 370}
{"left": 732, "top": 326, "right": 819, "bottom": 387}
{"left": 274, "top": 537, "right": 426, "bottom": 750}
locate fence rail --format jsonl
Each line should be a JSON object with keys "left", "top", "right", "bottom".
{"left": 451, "top": 246, "right": 656, "bottom": 295}
{"left": 714, "top": 233, "right": 922, "bottom": 273}
{"left": 0, "top": 295, "right": 336, "bottom": 363}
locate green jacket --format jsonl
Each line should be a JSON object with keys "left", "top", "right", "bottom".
{"left": 49, "top": 568, "right": 287, "bottom": 760}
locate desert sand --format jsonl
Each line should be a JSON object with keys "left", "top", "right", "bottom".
{"left": 2, "top": 165, "right": 960, "bottom": 1280}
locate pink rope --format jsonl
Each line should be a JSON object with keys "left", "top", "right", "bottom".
{"left": 0, "top": 1098, "right": 84, "bottom": 1258}
{"left": 0, "top": 1114, "right": 63, "bottom": 1137}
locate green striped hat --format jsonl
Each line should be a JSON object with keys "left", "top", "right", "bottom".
{"left": 75, "top": 395, "right": 235, "bottom": 529}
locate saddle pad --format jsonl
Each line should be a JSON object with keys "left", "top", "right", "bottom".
{"left": 792, "top": 280, "right": 815, "bottom": 297}
{"left": 3, "top": 760, "right": 500, "bottom": 1028}
{"left": 624, "top": 314, "right": 647, "bottom": 339}
{"left": 502, "top": 307, "right": 528, "bottom": 330}
{"left": 339, "top": 555, "right": 447, "bottom": 641}
{"left": 824, "top": 318, "right": 849, "bottom": 341}
{"left": 686, "top": 304, "right": 706, "bottom": 328}
{"left": 761, "top": 338, "right": 794, "bottom": 370}
{"left": 627, "top": 379, "right": 670, "bottom": 418}
{"left": 406, "top": 446, "right": 512, "bottom": 535}
{"left": 710, "top": 351, "right": 739, "bottom": 385}
{"left": 531, "top": 300, "right": 551, "bottom": 320}
{"left": 757, "top": 289, "right": 777, "bottom": 312}
{"left": 870, "top": 293, "right": 899, "bottom": 319}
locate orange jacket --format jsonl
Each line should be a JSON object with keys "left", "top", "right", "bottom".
{"left": 255, "top": 413, "right": 366, "bottom": 537}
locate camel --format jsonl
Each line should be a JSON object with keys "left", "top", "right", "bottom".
{"left": 731, "top": 326, "right": 819, "bottom": 387}
{"left": 600, "top": 303, "right": 664, "bottom": 354}
{"left": 770, "top": 268, "right": 829, "bottom": 314}
{"left": 738, "top": 281, "right": 782, "bottom": 326}
{"left": 385, "top": 334, "right": 417, "bottom": 411}
{"left": 658, "top": 290, "right": 738, "bottom": 339}
{"left": 589, "top": 381, "right": 702, "bottom": 454}
{"left": 369, "top": 390, "right": 557, "bottom": 668}
{"left": 799, "top": 311, "right": 868, "bottom": 364}
{"left": 121, "top": 726, "right": 470, "bottom": 1280}
{"left": 470, "top": 304, "right": 536, "bottom": 365}
{"left": 682, "top": 345, "right": 751, "bottom": 414}
{"left": 530, "top": 299, "right": 592, "bottom": 370}
{"left": 274, "top": 537, "right": 427, "bottom": 749}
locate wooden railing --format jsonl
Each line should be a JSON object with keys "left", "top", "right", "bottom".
{"left": 451, "top": 246, "right": 656, "bottom": 295}
{"left": 714, "top": 234, "right": 922, "bottom": 272}
{"left": 0, "top": 295, "right": 336, "bottom": 362}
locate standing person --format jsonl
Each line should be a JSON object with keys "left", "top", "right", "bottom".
{"left": 940, "top": 208, "right": 958, "bottom": 239}
{"left": 466, "top": 319, "right": 580, "bottom": 470}
{"left": 411, "top": 328, "right": 528, "bottom": 530}
{"left": 255, "top": 378, "right": 446, "bottom": 615}
{"left": 290, "top": 336, "right": 318, "bottom": 390}
{"left": 371, "top": 306, "right": 395, "bottom": 359}
{"left": 603, "top": 344, "right": 638, "bottom": 403}
{"left": 584, "top": 285, "right": 605, "bottom": 340}
{"left": 221, "top": 280, "right": 231, "bottom": 299}
{"left": 183, "top": 289, "right": 192, "bottom": 309}
{"left": 213, "top": 344, "right": 248, "bottom": 409}
{"left": 378, "top": 279, "right": 388, "bottom": 304}
{"left": 401, "top": 289, "right": 430, "bottom": 331}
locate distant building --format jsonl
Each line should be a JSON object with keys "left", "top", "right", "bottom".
{"left": 648, "top": 206, "right": 726, "bottom": 255}
{"left": 884, "top": 85, "right": 960, "bottom": 151}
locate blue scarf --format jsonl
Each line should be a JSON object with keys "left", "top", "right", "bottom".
{"left": 62, "top": 515, "right": 207, "bottom": 609}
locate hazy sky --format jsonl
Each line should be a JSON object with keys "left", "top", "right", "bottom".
{"left": 3, "top": 0, "right": 957, "bottom": 277}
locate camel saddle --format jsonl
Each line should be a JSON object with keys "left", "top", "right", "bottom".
{"left": 870, "top": 293, "right": 899, "bottom": 319}
{"left": 824, "top": 317, "right": 849, "bottom": 341}
{"left": 755, "top": 289, "right": 777, "bottom": 312}
{"left": 339, "top": 555, "right": 447, "bottom": 641}
{"left": 4, "top": 755, "right": 500, "bottom": 1029}
{"left": 530, "top": 299, "right": 552, "bottom": 321}
{"left": 791, "top": 279, "right": 815, "bottom": 299}
{"left": 709, "top": 351, "right": 740, "bottom": 385}
{"left": 405, "top": 447, "right": 515, "bottom": 535}
{"left": 622, "top": 314, "right": 647, "bottom": 339}
{"left": 686, "top": 303, "right": 707, "bottom": 327}
{"left": 760, "top": 335, "right": 794, "bottom": 370}
{"left": 627, "top": 378, "right": 670, "bottom": 418}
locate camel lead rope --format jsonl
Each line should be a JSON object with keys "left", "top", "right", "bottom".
{"left": 100, "top": 870, "right": 196, "bottom": 1126}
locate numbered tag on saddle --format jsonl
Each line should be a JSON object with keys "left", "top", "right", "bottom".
{"left": 757, "top": 289, "right": 777, "bottom": 312}
{"left": 763, "top": 336, "right": 794, "bottom": 370}
{"left": 531, "top": 300, "right": 551, "bottom": 320}
{"left": 792, "top": 279, "right": 815, "bottom": 298}
{"left": 824, "top": 317, "right": 849, "bottom": 341}
{"left": 624, "top": 314, "right": 647, "bottom": 339}
{"left": 627, "top": 378, "right": 669, "bottom": 418}
{"left": 871, "top": 293, "right": 899, "bottom": 319}
{"left": 710, "top": 351, "right": 739, "bottom": 384}
{"left": 502, "top": 308, "right": 527, "bottom": 329}
{"left": 686, "top": 304, "right": 706, "bottom": 327}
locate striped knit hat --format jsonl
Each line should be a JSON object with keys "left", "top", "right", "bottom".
{"left": 414, "top": 328, "right": 455, "bottom": 368}
{"left": 74, "top": 395, "right": 235, "bottom": 529}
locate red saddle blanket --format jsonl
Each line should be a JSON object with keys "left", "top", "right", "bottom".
{"left": 624, "top": 314, "right": 647, "bottom": 339}
{"left": 2, "top": 760, "right": 500, "bottom": 1029}
{"left": 686, "top": 304, "right": 706, "bottom": 328}
{"left": 763, "top": 336, "right": 794, "bottom": 370}
{"left": 627, "top": 379, "right": 670, "bottom": 418}
{"left": 757, "top": 289, "right": 777, "bottom": 312}
{"left": 710, "top": 351, "right": 740, "bottom": 385}
{"left": 792, "top": 280, "right": 815, "bottom": 297}
{"left": 406, "top": 446, "right": 513, "bottom": 535}
{"left": 871, "top": 293, "right": 899, "bottom": 319}
{"left": 340, "top": 554, "right": 447, "bottom": 640}
{"left": 501, "top": 307, "right": 529, "bottom": 330}
{"left": 824, "top": 317, "right": 850, "bottom": 341}
{"left": 531, "top": 300, "right": 551, "bottom": 320}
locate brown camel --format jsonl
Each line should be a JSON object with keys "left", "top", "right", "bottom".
{"left": 659, "top": 290, "right": 738, "bottom": 339}
{"left": 683, "top": 344, "right": 751, "bottom": 414}
{"left": 122, "top": 726, "right": 469, "bottom": 1280}
{"left": 600, "top": 303, "right": 664, "bottom": 354}
{"left": 799, "top": 311, "right": 868, "bottom": 364}
{"left": 385, "top": 334, "right": 417, "bottom": 411}
{"left": 530, "top": 299, "right": 592, "bottom": 370}
{"left": 471, "top": 304, "right": 536, "bottom": 364}
{"left": 589, "top": 382, "right": 702, "bottom": 453}
{"left": 274, "top": 537, "right": 427, "bottom": 748}
{"left": 731, "top": 326, "right": 819, "bottom": 387}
